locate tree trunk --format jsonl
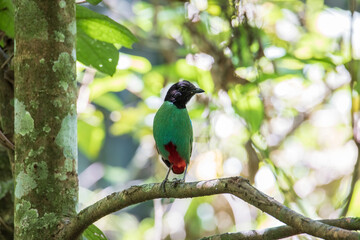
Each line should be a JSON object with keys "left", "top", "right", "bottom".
{"left": 13, "top": 1, "right": 78, "bottom": 239}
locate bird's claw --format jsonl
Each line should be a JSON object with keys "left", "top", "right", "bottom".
{"left": 173, "top": 178, "right": 184, "bottom": 187}
{"left": 160, "top": 178, "right": 184, "bottom": 192}
{"left": 160, "top": 179, "right": 167, "bottom": 193}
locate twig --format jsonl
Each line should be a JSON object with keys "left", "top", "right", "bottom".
{"left": 0, "top": 54, "right": 12, "bottom": 69}
{"left": 0, "top": 47, "right": 8, "bottom": 63}
{"left": 61, "top": 177, "right": 360, "bottom": 239}
{"left": 0, "top": 216, "right": 13, "bottom": 234}
{"left": 245, "top": 140, "right": 259, "bottom": 183}
{"left": 201, "top": 217, "right": 360, "bottom": 240}
{"left": 0, "top": 130, "right": 14, "bottom": 151}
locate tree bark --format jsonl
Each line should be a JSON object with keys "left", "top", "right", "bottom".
{"left": 13, "top": 0, "right": 78, "bottom": 239}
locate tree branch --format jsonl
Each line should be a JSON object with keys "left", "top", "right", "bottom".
{"left": 62, "top": 177, "right": 360, "bottom": 239}
{"left": 201, "top": 217, "right": 360, "bottom": 240}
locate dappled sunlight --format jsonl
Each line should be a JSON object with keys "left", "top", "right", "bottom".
{"left": 317, "top": 8, "right": 351, "bottom": 39}
{"left": 163, "top": 210, "right": 186, "bottom": 239}
{"left": 223, "top": 157, "right": 242, "bottom": 177}
{"left": 214, "top": 114, "right": 235, "bottom": 139}
{"left": 255, "top": 166, "right": 276, "bottom": 193}
{"left": 194, "top": 150, "right": 221, "bottom": 180}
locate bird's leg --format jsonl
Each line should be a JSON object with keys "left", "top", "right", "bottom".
{"left": 174, "top": 165, "right": 188, "bottom": 187}
{"left": 174, "top": 164, "right": 189, "bottom": 183}
{"left": 160, "top": 164, "right": 172, "bottom": 193}
{"left": 182, "top": 164, "right": 188, "bottom": 182}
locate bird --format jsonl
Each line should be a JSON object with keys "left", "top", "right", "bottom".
{"left": 153, "top": 80, "right": 204, "bottom": 192}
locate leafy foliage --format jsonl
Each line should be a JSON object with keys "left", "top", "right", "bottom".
{"left": 77, "top": 29, "right": 119, "bottom": 76}
{"left": 76, "top": 5, "right": 137, "bottom": 75}
{"left": 0, "top": 0, "right": 14, "bottom": 38}
{"left": 76, "top": 5, "right": 137, "bottom": 48}
{"left": 229, "top": 84, "right": 264, "bottom": 134}
{"left": 83, "top": 224, "right": 108, "bottom": 240}
{"left": 75, "top": 1, "right": 360, "bottom": 239}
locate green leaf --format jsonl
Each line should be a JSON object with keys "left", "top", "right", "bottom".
{"left": 86, "top": 0, "right": 102, "bottom": 5}
{"left": 0, "top": 0, "right": 14, "bottom": 37}
{"left": 78, "top": 111, "right": 105, "bottom": 160}
{"left": 76, "top": 5, "right": 137, "bottom": 48}
{"left": 82, "top": 224, "right": 108, "bottom": 240}
{"left": 276, "top": 57, "right": 305, "bottom": 70}
{"left": 77, "top": 29, "right": 119, "bottom": 75}
{"left": 229, "top": 84, "right": 264, "bottom": 134}
{"left": 238, "top": 26, "right": 253, "bottom": 67}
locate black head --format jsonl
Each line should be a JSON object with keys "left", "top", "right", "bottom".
{"left": 164, "top": 80, "right": 205, "bottom": 109}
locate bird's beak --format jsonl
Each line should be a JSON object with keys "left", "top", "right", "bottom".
{"left": 193, "top": 88, "right": 205, "bottom": 94}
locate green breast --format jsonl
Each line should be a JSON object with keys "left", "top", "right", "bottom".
{"left": 153, "top": 101, "right": 193, "bottom": 163}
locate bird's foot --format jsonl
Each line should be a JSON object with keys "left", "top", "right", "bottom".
{"left": 172, "top": 178, "right": 184, "bottom": 187}
{"left": 160, "top": 179, "right": 167, "bottom": 193}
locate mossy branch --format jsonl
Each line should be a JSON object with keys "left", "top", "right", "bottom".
{"left": 61, "top": 177, "right": 360, "bottom": 239}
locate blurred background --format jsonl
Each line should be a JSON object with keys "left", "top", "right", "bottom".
{"left": 76, "top": 0, "right": 360, "bottom": 239}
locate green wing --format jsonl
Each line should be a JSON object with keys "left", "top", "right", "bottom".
{"left": 153, "top": 101, "right": 193, "bottom": 164}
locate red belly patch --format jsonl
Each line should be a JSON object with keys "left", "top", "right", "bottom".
{"left": 164, "top": 142, "right": 186, "bottom": 174}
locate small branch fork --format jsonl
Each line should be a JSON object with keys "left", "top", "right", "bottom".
{"left": 61, "top": 177, "right": 360, "bottom": 240}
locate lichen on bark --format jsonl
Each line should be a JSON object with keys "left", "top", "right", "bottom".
{"left": 14, "top": 99, "right": 34, "bottom": 136}
{"left": 55, "top": 113, "right": 77, "bottom": 160}
{"left": 14, "top": 171, "right": 37, "bottom": 199}
{"left": 16, "top": 200, "right": 58, "bottom": 237}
